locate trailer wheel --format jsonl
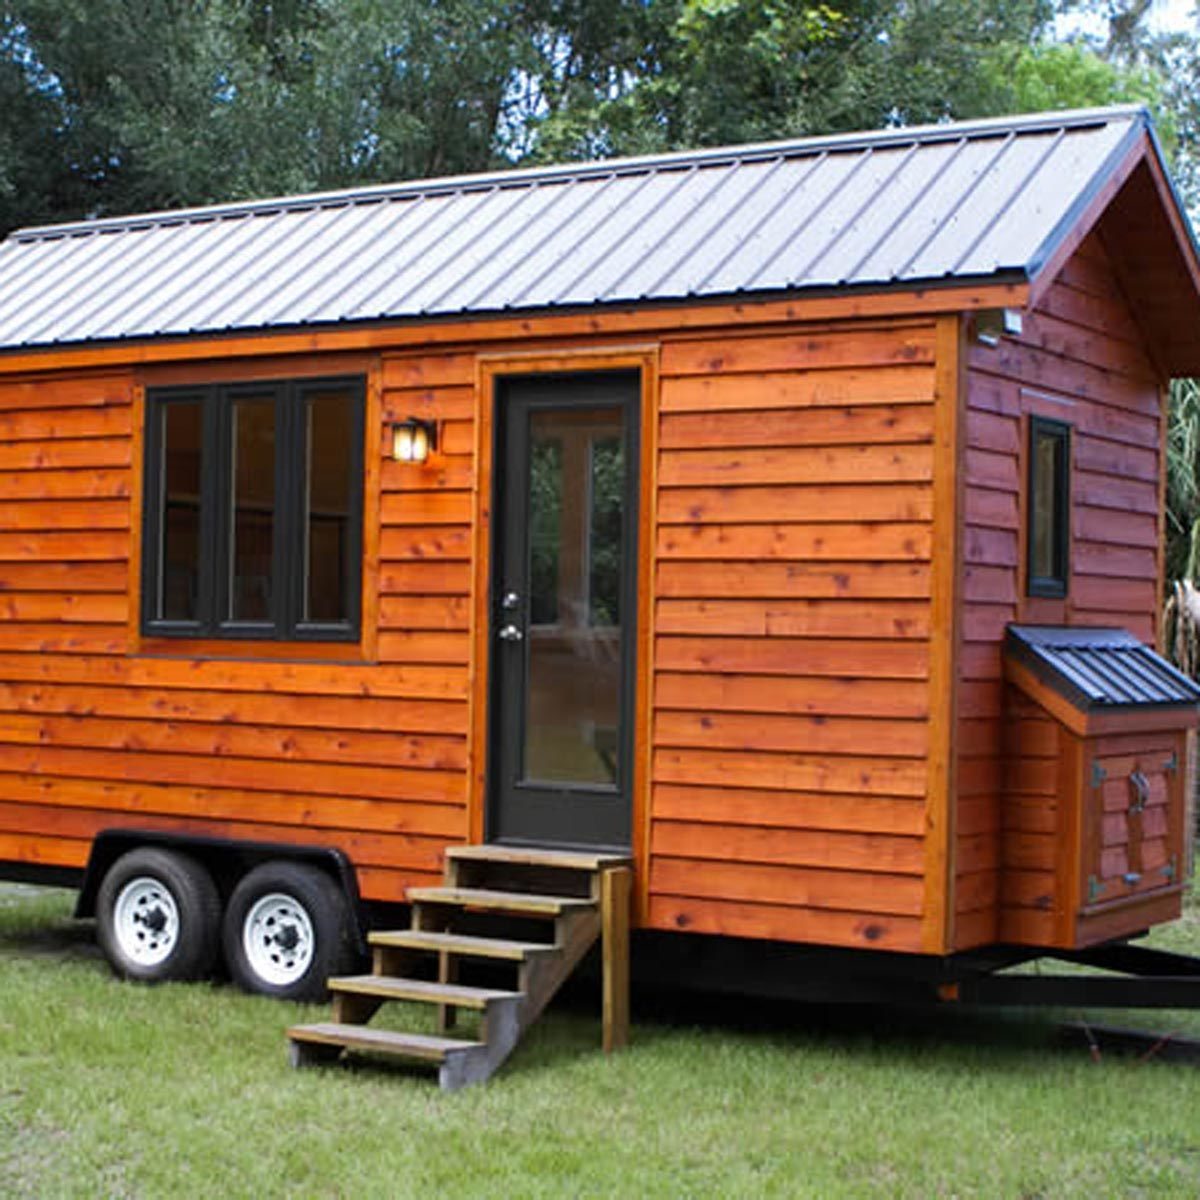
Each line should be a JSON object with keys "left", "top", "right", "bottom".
{"left": 96, "top": 848, "right": 221, "bottom": 983}
{"left": 222, "top": 861, "right": 352, "bottom": 1002}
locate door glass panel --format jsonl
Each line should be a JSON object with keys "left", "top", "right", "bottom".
{"left": 159, "top": 400, "right": 203, "bottom": 621}
{"left": 304, "top": 388, "right": 353, "bottom": 622}
{"left": 524, "top": 406, "right": 624, "bottom": 786}
{"left": 528, "top": 438, "right": 562, "bottom": 626}
{"left": 229, "top": 396, "right": 275, "bottom": 622}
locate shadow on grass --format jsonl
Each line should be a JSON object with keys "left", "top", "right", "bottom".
{"left": 0, "top": 887, "right": 100, "bottom": 962}
{"left": 555, "top": 973, "right": 1193, "bottom": 1076}
{"left": 4, "top": 883, "right": 1195, "bottom": 1082}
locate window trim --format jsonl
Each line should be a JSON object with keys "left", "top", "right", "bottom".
{"left": 141, "top": 374, "right": 365, "bottom": 642}
{"left": 1026, "top": 414, "right": 1071, "bottom": 599}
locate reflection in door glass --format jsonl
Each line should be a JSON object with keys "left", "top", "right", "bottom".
{"left": 528, "top": 439, "right": 562, "bottom": 625}
{"left": 524, "top": 407, "right": 624, "bottom": 786}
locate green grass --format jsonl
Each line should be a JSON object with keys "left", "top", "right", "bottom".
{"left": 4, "top": 885, "right": 1200, "bottom": 1198}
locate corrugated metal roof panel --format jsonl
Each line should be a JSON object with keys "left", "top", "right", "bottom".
{"left": 1005, "top": 625, "right": 1200, "bottom": 710}
{"left": 0, "top": 105, "right": 1166, "bottom": 348}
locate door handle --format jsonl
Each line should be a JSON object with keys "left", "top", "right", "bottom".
{"left": 1129, "top": 770, "right": 1149, "bottom": 814}
{"left": 497, "top": 624, "right": 524, "bottom": 643}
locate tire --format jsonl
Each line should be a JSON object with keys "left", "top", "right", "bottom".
{"left": 96, "top": 847, "right": 221, "bottom": 984}
{"left": 222, "top": 861, "right": 354, "bottom": 1002}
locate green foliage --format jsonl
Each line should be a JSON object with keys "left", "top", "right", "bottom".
{"left": 531, "top": 0, "right": 1057, "bottom": 158}
{"left": 1007, "top": 41, "right": 1170, "bottom": 127}
{"left": 0, "top": 0, "right": 604, "bottom": 222}
{"left": 0, "top": 0, "right": 1138, "bottom": 230}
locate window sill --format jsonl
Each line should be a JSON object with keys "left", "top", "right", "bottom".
{"left": 134, "top": 636, "right": 373, "bottom": 663}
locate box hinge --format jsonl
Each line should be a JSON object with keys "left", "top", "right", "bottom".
{"left": 1091, "top": 761, "right": 1107, "bottom": 788}
{"left": 1087, "top": 875, "right": 1105, "bottom": 903}
{"left": 1163, "top": 751, "right": 1178, "bottom": 774}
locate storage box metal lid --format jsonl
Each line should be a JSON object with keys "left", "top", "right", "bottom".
{"left": 1005, "top": 625, "right": 1200, "bottom": 710}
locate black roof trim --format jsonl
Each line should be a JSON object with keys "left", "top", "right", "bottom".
{"left": 1005, "top": 625, "right": 1200, "bottom": 711}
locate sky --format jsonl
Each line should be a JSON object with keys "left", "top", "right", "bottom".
{"left": 1058, "top": 0, "right": 1198, "bottom": 38}
{"left": 1149, "top": 0, "right": 1199, "bottom": 33}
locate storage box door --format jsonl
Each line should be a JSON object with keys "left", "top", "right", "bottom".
{"left": 1082, "top": 734, "right": 1184, "bottom": 910}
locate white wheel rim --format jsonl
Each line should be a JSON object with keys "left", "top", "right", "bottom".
{"left": 242, "top": 892, "right": 315, "bottom": 987}
{"left": 113, "top": 876, "right": 180, "bottom": 967}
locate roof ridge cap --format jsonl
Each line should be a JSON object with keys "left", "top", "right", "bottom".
{"left": 10, "top": 105, "right": 1149, "bottom": 244}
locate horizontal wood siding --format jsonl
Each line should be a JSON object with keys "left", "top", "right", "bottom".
{"left": 0, "top": 363, "right": 465, "bottom": 901}
{"left": 997, "top": 687, "right": 1062, "bottom": 945}
{"left": 955, "top": 231, "right": 1165, "bottom": 949}
{"left": 649, "top": 321, "right": 937, "bottom": 952}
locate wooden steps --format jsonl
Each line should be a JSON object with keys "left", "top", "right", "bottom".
{"left": 289, "top": 1022, "right": 484, "bottom": 1064}
{"left": 405, "top": 886, "right": 595, "bottom": 916}
{"left": 287, "top": 844, "right": 632, "bottom": 1089}
{"left": 328, "top": 974, "right": 520, "bottom": 1008}
{"left": 369, "top": 928, "right": 557, "bottom": 961}
{"left": 446, "top": 845, "right": 631, "bottom": 871}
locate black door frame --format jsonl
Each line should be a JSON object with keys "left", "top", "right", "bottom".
{"left": 485, "top": 370, "right": 640, "bottom": 851}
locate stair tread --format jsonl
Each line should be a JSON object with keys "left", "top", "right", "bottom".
{"left": 408, "top": 885, "right": 595, "bottom": 915}
{"left": 447, "top": 844, "right": 631, "bottom": 871}
{"left": 287, "top": 1022, "right": 483, "bottom": 1062}
{"left": 329, "top": 974, "right": 520, "bottom": 1008}
{"left": 370, "top": 928, "right": 557, "bottom": 960}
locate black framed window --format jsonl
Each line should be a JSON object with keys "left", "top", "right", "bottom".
{"left": 143, "top": 375, "right": 364, "bottom": 641}
{"left": 1027, "top": 415, "right": 1070, "bottom": 598}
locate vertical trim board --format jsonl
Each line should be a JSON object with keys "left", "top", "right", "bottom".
{"left": 922, "top": 314, "right": 965, "bottom": 953}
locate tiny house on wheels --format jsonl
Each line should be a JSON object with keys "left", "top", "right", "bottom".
{"left": 2, "top": 105, "right": 1200, "bottom": 1086}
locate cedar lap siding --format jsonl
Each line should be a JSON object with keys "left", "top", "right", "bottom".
{"left": 0, "top": 106, "right": 1198, "bottom": 958}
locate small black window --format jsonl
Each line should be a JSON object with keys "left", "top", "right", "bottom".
{"left": 1027, "top": 415, "right": 1070, "bottom": 598}
{"left": 143, "top": 376, "right": 364, "bottom": 641}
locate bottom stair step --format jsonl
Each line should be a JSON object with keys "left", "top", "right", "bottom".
{"left": 288, "top": 1022, "right": 483, "bottom": 1065}
{"left": 329, "top": 974, "right": 520, "bottom": 1008}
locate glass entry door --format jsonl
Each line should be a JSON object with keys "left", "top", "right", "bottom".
{"left": 488, "top": 372, "right": 639, "bottom": 849}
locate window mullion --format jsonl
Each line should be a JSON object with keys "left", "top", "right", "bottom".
{"left": 275, "top": 382, "right": 300, "bottom": 638}
{"left": 199, "top": 386, "right": 224, "bottom": 632}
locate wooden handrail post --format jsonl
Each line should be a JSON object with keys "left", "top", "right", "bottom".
{"left": 601, "top": 865, "right": 631, "bottom": 1053}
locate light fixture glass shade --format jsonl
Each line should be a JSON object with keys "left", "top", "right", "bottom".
{"left": 392, "top": 418, "right": 433, "bottom": 463}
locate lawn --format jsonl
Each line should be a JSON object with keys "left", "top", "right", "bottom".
{"left": 4, "top": 882, "right": 1200, "bottom": 1198}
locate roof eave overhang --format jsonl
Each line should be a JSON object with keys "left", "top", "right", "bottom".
{"left": 0, "top": 275, "right": 1031, "bottom": 377}
{"left": 1026, "top": 121, "right": 1200, "bottom": 378}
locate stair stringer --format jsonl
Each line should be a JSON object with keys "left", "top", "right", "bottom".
{"left": 438, "top": 907, "right": 601, "bottom": 1090}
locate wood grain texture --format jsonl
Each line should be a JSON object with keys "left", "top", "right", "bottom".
{"left": 0, "top": 362, "right": 464, "bottom": 906}
{"left": 642, "top": 318, "right": 941, "bottom": 944}
{"left": 954, "top": 230, "right": 1173, "bottom": 950}
{"left": 922, "top": 314, "right": 964, "bottom": 954}
{"left": 2, "top": 250, "right": 1171, "bottom": 957}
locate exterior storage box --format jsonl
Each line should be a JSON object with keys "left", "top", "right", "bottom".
{"left": 1003, "top": 626, "right": 1200, "bottom": 948}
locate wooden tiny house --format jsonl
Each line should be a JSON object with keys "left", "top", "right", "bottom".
{"left": 2, "top": 106, "right": 1200, "bottom": 1050}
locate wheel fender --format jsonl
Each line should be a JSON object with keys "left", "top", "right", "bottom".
{"left": 75, "top": 829, "right": 367, "bottom": 955}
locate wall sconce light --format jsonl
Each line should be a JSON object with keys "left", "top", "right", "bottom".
{"left": 974, "top": 307, "right": 1024, "bottom": 347}
{"left": 391, "top": 417, "right": 437, "bottom": 464}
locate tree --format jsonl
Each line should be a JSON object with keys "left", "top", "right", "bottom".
{"left": 0, "top": 0, "right": 583, "bottom": 223}
{"left": 530, "top": 0, "right": 1060, "bottom": 160}
{"left": 0, "top": 0, "right": 1197, "bottom": 229}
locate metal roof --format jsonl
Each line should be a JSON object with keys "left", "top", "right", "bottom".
{"left": 0, "top": 106, "right": 1163, "bottom": 349}
{"left": 1005, "top": 625, "right": 1200, "bottom": 710}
